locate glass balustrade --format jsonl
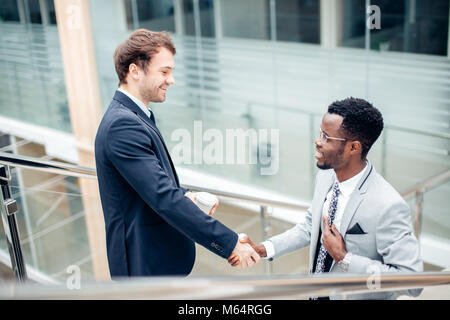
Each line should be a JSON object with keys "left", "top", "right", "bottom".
{"left": 0, "top": 23, "right": 70, "bottom": 132}
{"left": 0, "top": 166, "right": 96, "bottom": 284}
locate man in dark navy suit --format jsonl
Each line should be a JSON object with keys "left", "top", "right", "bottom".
{"left": 95, "top": 29, "right": 260, "bottom": 278}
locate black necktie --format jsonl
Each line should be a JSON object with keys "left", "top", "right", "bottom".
{"left": 149, "top": 110, "right": 156, "bottom": 124}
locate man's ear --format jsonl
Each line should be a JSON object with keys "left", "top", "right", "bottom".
{"left": 128, "top": 63, "right": 140, "bottom": 80}
{"left": 350, "top": 141, "right": 362, "bottom": 154}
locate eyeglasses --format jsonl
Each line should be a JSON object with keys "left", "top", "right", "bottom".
{"left": 318, "top": 129, "right": 347, "bottom": 142}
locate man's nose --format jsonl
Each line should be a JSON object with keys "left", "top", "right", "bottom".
{"left": 314, "top": 138, "right": 322, "bottom": 148}
{"left": 167, "top": 74, "right": 175, "bottom": 85}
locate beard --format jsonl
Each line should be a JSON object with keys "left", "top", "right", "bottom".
{"left": 139, "top": 81, "right": 166, "bottom": 103}
{"left": 315, "top": 145, "right": 345, "bottom": 170}
{"left": 316, "top": 161, "right": 332, "bottom": 170}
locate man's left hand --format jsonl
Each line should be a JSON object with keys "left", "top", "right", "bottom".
{"left": 185, "top": 192, "right": 219, "bottom": 216}
{"left": 184, "top": 191, "right": 197, "bottom": 204}
{"left": 322, "top": 216, "right": 347, "bottom": 262}
{"left": 209, "top": 198, "right": 219, "bottom": 216}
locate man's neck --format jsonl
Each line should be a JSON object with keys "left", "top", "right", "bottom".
{"left": 334, "top": 159, "right": 367, "bottom": 183}
{"left": 119, "top": 84, "right": 149, "bottom": 106}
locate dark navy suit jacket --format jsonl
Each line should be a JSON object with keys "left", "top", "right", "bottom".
{"left": 95, "top": 90, "right": 238, "bottom": 277}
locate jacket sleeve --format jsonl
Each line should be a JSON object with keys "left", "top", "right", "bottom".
{"left": 347, "top": 201, "right": 423, "bottom": 297}
{"left": 105, "top": 115, "right": 238, "bottom": 259}
{"left": 268, "top": 205, "right": 313, "bottom": 260}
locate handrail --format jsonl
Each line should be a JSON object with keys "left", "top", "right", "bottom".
{"left": 184, "top": 184, "right": 308, "bottom": 211}
{"left": 0, "top": 152, "right": 96, "bottom": 179}
{"left": 400, "top": 168, "right": 450, "bottom": 239}
{"left": 0, "top": 152, "right": 309, "bottom": 211}
{"left": 401, "top": 169, "right": 450, "bottom": 198}
{"left": 0, "top": 271, "right": 449, "bottom": 299}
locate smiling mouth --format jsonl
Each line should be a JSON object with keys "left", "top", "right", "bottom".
{"left": 315, "top": 149, "right": 323, "bottom": 160}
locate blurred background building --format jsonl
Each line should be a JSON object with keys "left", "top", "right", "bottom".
{"left": 0, "top": 0, "right": 449, "bottom": 286}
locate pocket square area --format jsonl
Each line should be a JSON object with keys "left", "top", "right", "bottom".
{"left": 347, "top": 223, "right": 367, "bottom": 235}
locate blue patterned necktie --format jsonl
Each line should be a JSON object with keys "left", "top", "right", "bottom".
{"left": 314, "top": 182, "right": 340, "bottom": 274}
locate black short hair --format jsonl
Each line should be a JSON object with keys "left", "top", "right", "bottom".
{"left": 328, "top": 97, "right": 384, "bottom": 159}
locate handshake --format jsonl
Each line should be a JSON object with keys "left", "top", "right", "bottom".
{"left": 227, "top": 233, "right": 267, "bottom": 269}
{"left": 184, "top": 192, "right": 266, "bottom": 269}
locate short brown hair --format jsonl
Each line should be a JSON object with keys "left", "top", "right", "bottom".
{"left": 113, "top": 29, "right": 176, "bottom": 85}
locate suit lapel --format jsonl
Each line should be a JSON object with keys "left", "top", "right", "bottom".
{"left": 113, "top": 90, "right": 159, "bottom": 136}
{"left": 309, "top": 172, "right": 335, "bottom": 271}
{"left": 309, "top": 162, "right": 374, "bottom": 272}
{"left": 113, "top": 90, "right": 181, "bottom": 186}
{"left": 338, "top": 162, "right": 373, "bottom": 236}
{"left": 329, "top": 163, "right": 373, "bottom": 271}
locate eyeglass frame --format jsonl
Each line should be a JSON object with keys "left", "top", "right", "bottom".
{"left": 318, "top": 128, "right": 348, "bottom": 142}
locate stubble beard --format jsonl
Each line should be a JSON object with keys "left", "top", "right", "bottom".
{"left": 316, "top": 145, "right": 345, "bottom": 170}
{"left": 139, "top": 81, "right": 165, "bottom": 103}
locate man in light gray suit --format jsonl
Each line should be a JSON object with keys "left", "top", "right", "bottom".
{"left": 229, "top": 97, "right": 423, "bottom": 299}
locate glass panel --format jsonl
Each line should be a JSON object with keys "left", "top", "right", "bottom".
{"left": 0, "top": 2, "right": 70, "bottom": 132}
{"left": 276, "top": 0, "right": 320, "bottom": 44}
{"left": 27, "top": 0, "right": 42, "bottom": 24}
{"left": 341, "top": 0, "right": 366, "bottom": 48}
{"left": 2, "top": 167, "right": 96, "bottom": 284}
{"left": 182, "top": 0, "right": 215, "bottom": 37}
{"left": 137, "top": 0, "right": 176, "bottom": 32}
{"left": 342, "top": 0, "right": 450, "bottom": 55}
{"left": 220, "top": 0, "right": 270, "bottom": 40}
{"left": 422, "top": 181, "right": 450, "bottom": 241}
{"left": 0, "top": 0, "right": 20, "bottom": 22}
{"left": 371, "top": 0, "right": 449, "bottom": 55}
{"left": 378, "top": 130, "right": 449, "bottom": 192}
{"left": 45, "top": 0, "right": 57, "bottom": 25}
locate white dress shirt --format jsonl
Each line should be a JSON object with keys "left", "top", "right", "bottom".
{"left": 117, "top": 87, "right": 152, "bottom": 118}
{"left": 262, "top": 162, "right": 368, "bottom": 259}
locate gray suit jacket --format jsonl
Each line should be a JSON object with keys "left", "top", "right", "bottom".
{"left": 268, "top": 161, "right": 423, "bottom": 299}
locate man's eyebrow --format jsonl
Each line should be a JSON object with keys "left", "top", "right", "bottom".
{"left": 160, "top": 66, "right": 174, "bottom": 70}
{"left": 320, "top": 127, "right": 329, "bottom": 136}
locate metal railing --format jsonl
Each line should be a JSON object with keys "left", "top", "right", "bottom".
{"left": 0, "top": 271, "right": 449, "bottom": 300}
{"left": 0, "top": 165, "right": 26, "bottom": 283}
{"left": 0, "top": 151, "right": 449, "bottom": 299}
{"left": 402, "top": 169, "right": 450, "bottom": 240}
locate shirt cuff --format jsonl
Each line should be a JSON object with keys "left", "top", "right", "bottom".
{"left": 344, "top": 252, "right": 353, "bottom": 264}
{"left": 262, "top": 240, "right": 275, "bottom": 260}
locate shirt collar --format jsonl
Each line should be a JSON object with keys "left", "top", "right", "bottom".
{"left": 335, "top": 161, "right": 368, "bottom": 197}
{"left": 117, "top": 87, "right": 152, "bottom": 118}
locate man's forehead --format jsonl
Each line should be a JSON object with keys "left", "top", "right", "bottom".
{"left": 150, "top": 47, "right": 175, "bottom": 67}
{"left": 322, "top": 113, "right": 343, "bottom": 132}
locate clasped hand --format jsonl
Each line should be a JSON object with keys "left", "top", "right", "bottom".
{"left": 227, "top": 234, "right": 264, "bottom": 269}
